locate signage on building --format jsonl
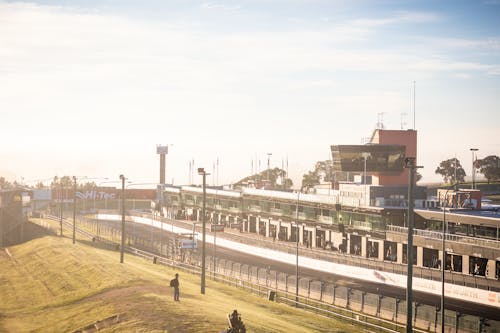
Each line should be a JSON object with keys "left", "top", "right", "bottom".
{"left": 331, "top": 144, "right": 406, "bottom": 173}
{"left": 178, "top": 239, "right": 197, "bottom": 249}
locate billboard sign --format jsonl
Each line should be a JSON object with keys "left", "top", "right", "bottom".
{"left": 331, "top": 145, "right": 406, "bottom": 173}
{"left": 178, "top": 239, "right": 197, "bottom": 249}
{"left": 210, "top": 224, "right": 225, "bottom": 232}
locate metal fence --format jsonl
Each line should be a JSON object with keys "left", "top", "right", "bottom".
{"left": 37, "top": 214, "right": 500, "bottom": 333}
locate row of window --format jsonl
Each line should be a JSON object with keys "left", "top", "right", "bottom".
{"left": 166, "top": 193, "right": 386, "bottom": 231}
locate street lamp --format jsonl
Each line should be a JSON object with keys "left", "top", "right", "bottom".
{"left": 295, "top": 189, "right": 300, "bottom": 307}
{"left": 213, "top": 189, "right": 218, "bottom": 279}
{"left": 404, "top": 157, "right": 423, "bottom": 333}
{"left": 72, "top": 176, "right": 77, "bottom": 244}
{"left": 362, "top": 152, "right": 370, "bottom": 206}
{"left": 55, "top": 177, "right": 64, "bottom": 237}
{"left": 267, "top": 153, "right": 272, "bottom": 188}
{"left": 470, "top": 148, "right": 478, "bottom": 189}
{"left": 119, "top": 174, "right": 126, "bottom": 263}
{"left": 440, "top": 187, "right": 455, "bottom": 333}
{"left": 198, "top": 167, "right": 210, "bottom": 294}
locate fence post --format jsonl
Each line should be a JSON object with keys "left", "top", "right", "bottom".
{"left": 333, "top": 284, "right": 337, "bottom": 305}
{"left": 395, "top": 298, "right": 400, "bottom": 329}
{"left": 346, "top": 288, "right": 352, "bottom": 309}
{"left": 377, "top": 291, "right": 384, "bottom": 317}
{"left": 320, "top": 281, "right": 323, "bottom": 302}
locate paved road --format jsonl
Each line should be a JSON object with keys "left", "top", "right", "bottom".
{"left": 95, "top": 217, "right": 499, "bottom": 321}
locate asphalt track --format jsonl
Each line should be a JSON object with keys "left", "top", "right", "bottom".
{"left": 96, "top": 218, "right": 499, "bottom": 321}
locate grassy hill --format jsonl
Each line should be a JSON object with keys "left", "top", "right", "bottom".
{"left": 0, "top": 224, "right": 357, "bottom": 332}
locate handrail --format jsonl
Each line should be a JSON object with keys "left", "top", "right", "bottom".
{"left": 387, "top": 225, "right": 500, "bottom": 250}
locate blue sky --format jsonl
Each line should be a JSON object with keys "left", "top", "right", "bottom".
{"left": 0, "top": 0, "right": 499, "bottom": 186}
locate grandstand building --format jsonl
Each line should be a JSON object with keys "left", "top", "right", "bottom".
{"left": 163, "top": 129, "right": 500, "bottom": 286}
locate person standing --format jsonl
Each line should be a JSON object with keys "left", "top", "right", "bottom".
{"left": 170, "top": 273, "right": 180, "bottom": 301}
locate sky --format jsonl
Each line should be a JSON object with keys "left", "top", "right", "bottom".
{"left": 1, "top": 0, "right": 499, "bottom": 187}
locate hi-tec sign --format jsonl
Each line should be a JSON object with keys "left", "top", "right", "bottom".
{"left": 210, "top": 224, "right": 225, "bottom": 232}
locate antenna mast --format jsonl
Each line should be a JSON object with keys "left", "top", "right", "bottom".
{"left": 401, "top": 112, "right": 408, "bottom": 130}
{"left": 413, "top": 80, "right": 416, "bottom": 130}
{"left": 376, "top": 112, "right": 385, "bottom": 129}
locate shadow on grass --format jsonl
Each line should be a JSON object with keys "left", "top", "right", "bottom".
{"left": 2, "top": 221, "right": 56, "bottom": 247}
{"left": 78, "top": 238, "right": 122, "bottom": 254}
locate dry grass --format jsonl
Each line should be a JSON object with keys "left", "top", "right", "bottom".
{"left": 0, "top": 228, "right": 358, "bottom": 332}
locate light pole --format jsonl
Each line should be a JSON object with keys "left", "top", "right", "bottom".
{"left": 72, "top": 176, "right": 77, "bottom": 244}
{"left": 119, "top": 174, "right": 126, "bottom": 263}
{"left": 362, "top": 152, "right": 370, "bottom": 206}
{"left": 440, "top": 187, "right": 455, "bottom": 333}
{"left": 267, "top": 153, "right": 272, "bottom": 188}
{"left": 198, "top": 167, "right": 209, "bottom": 294}
{"left": 213, "top": 190, "right": 218, "bottom": 279}
{"left": 295, "top": 189, "right": 300, "bottom": 307}
{"left": 405, "top": 157, "right": 423, "bottom": 333}
{"left": 59, "top": 178, "right": 63, "bottom": 237}
{"left": 470, "top": 148, "right": 478, "bottom": 189}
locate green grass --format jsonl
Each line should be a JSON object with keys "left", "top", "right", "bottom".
{"left": 1, "top": 226, "right": 358, "bottom": 332}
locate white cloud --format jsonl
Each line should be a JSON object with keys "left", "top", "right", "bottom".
{"left": 0, "top": 2, "right": 499, "bottom": 185}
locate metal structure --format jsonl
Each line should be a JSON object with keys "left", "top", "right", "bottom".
{"left": 295, "top": 190, "right": 300, "bottom": 307}
{"left": 119, "top": 174, "right": 126, "bottom": 263}
{"left": 72, "top": 176, "right": 77, "bottom": 244}
{"left": 470, "top": 148, "right": 478, "bottom": 189}
{"left": 405, "top": 157, "right": 422, "bottom": 333}
{"left": 198, "top": 167, "right": 209, "bottom": 294}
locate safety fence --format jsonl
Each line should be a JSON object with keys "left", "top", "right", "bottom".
{"left": 37, "top": 215, "right": 499, "bottom": 333}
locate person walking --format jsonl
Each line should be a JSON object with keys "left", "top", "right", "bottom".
{"left": 170, "top": 273, "right": 180, "bottom": 301}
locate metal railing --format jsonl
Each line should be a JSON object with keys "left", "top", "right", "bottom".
{"left": 387, "top": 225, "right": 500, "bottom": 250}
{"left": 126, "top": 211, "right": 500, "bottom": 293}
{"left": 33, "top": 215, "right": 500, "bottom": 333}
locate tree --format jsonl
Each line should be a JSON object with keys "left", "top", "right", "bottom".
{"left": 435, "top": 158, "right": 466, "bottom": 184}
{"left": 51, "top": 176, "right": 74, "bottom": 189}
{"left": 475, "top": 155, "right": 500, "bottom": 183}
{"left": 0, "top": 177, "right": 13, "bottom": 189}
{"left": 301, "top": 160, "right": 335, "bottom": 189}
{"left": 234, "top": 168, "right": 293, "bottom": 190}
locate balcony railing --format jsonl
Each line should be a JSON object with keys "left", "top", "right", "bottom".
{"left": 228, "top": 207, "right": 240, "bottom": 213}
{"left": 318, "top": 215, "right": 334, "bottom": 224}
{"left": 270, "top": 208, "right": 283, "bottom": 216}
{"left": 387, "top": 225, "right": 500, "bottom": 250}
{"left": 249, "top": 205, "right": 261, "bottom": 213}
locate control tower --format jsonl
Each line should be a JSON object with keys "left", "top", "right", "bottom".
{"left": 157, "top": 145, "right": 169, "bottom": 185}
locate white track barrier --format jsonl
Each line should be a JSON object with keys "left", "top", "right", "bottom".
{"left": 99, "top": 214, "right": 500, "bottom": 309}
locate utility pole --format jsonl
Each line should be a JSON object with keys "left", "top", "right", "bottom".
{"left": 72, "top": 176, "right": 77, "bottom": 244}
{"left": 198, "top": 168, "right": 209, "bottom": 294}
{"left": 470, "top": 148, "right": 478, "bottom": 189}
{"left": 295, "top": 190, "right": 300, "bottom": 307}
{"left": 267, "top": 153, "right": 272, "bottom": 188}
{"left": 59, "top": 181, "right": 63, "bottom": 237}
{"left": 405, "top": 157, "right": 423, "bottom": 333}
{"left": 119, "top": 174, "right": 126, "bottom": 263}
